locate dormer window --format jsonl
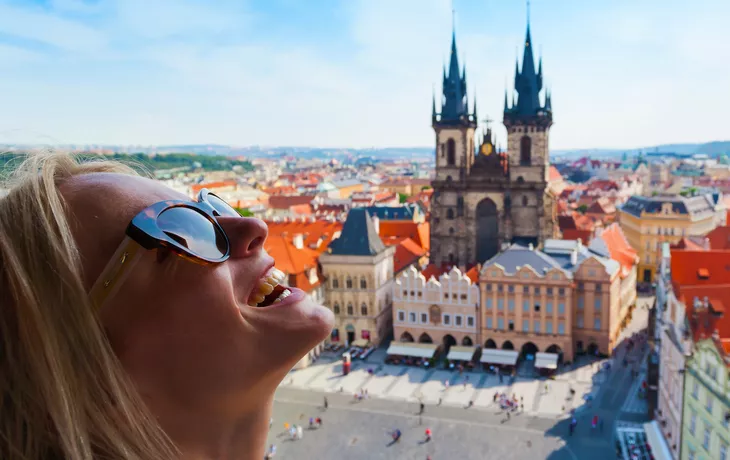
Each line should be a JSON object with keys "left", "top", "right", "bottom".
{"left": 698, "top": 268, "right": 710, "bottom": 280}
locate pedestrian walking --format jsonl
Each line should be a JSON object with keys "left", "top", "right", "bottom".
{"left": 324, "top": 396, "right": 328, "bottom": 410}
{"left": 265, "top": 444, "right": 277, "bottom": 459}
{"left": 425, "top": 428, "right": 432, "bottom": 442}
{"left": 419, "top": 402, "right": 425, "bottom": 415}
{"left": 520, "top": 403, "right": 524, "bottom": 412}
{"left": 438, "top": 397, "right": 442, "bottom": 406}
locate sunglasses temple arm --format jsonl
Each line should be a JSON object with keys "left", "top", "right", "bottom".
{"left": 88, "top": 236, "right": 145, "bottom": 311}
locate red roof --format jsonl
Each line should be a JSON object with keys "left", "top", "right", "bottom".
{"left": 268, "top": 195, "right": 314, "bottom": 209}
{"left": 264, "top": 220, "right": 342, "bottom": 254}
{"left": 675, "top": 284, "right": 730, "bottom": 344}
{"left": 392, "top": 238, "right": 426, "bottom": 273}
{"left": 263, "top": 235, "right": 321, "bottom": 293}
{"left": 707, "top": 226, "right": 730, "bottom": 250}
{"left": 596, "top": 223, "right": 638, "bottom": 275}
{"left": 549, "top": 166, "right": 563, "bottom": 182}
{"left": 421, "top": 263, "right": 478, "bottom": 283}
{"left": 190, "top": 180, "right": 237, "bottom": 194}
{"left": 670, "top": 249, "right": 730, "bottom": 287}
{"left": 671, "top": 237, "right": 706, "bottom": 251}
{"left": 378, "top": 221, "right": 430, "bottom": 251}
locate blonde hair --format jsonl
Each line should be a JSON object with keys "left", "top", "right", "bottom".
{"left": 0, "top": 152, "right": 178, "bottom": 459}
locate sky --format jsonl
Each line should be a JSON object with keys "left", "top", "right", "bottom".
{"left": 0, "top": 0, "right": 728, "bottom": 150}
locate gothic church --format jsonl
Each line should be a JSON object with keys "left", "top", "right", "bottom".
{"left": 430, "top": 20, "right": 557, "bottom": 267}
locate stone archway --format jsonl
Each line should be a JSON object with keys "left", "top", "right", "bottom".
{"left": 400, "top": 332, "right": 414, "bottom": 342}
{"left": 462, "top": 336, "right": 473, "bottom": 346}
{"left": 443, "top": 334, "right": 457, "bottom": 349}
{"left": 587, "top": 342, "right": 600, "bottom": 356}
{"left": 521, "top": 342, "right": 539, "bottom": 358}
{"left": 419, "top": 333, "right": 433, "bottom": 344}
{"left": 484, "top": 339, "right": 497, "bottom": 349}
{"left": 476, "top": 198, "right": 499, "bottom": 263}
{"left": 502, "top": 340, "right": 515, "bottom": 350}
{"left": 546, "top": 344, "right": 564, "bottom": 363}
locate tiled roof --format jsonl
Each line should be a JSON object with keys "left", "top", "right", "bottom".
{"left": 190, "top": 180, "right": 238, "bottom": 194}
{"left": 420, "top": 263, "right": 479, "bottom": 283}
{"left": 671, "top": 237, "right": 707, "bottom": 251}
{"left": 548, "top": 166, "right": 563, "bottom": 182}
{"left": 483, "top": 244, "right": 565, "bottom": 276}
{"left": 670, "top": 249, "right": 730, "bottom": 287}
{"left": 544, "top": 239, "right": 621, "bottom": 276}
{"left": 392, "top": 238, "right": 426, "bottom": 273}
{"left": 365, "top": 205, "right": 417, "bottom": 221}
{"left": 620, "top": 195, "right": 715, "bottom": 220}
{"left": 378, "top": 221, "right": 430, "bottom": 251}
{"left": 562, "top": 229, "right": 593, "bottom": 242}
{"left": 263, "top": 235, "right": 322, "bottom": 293}
{"left": 676, "top": 285, "right": 730, "bottom": 343}
{"left": 590, "top": 223, "right": 638, "bottom": 277}
{"left": 328, "top": 208, "right": 386, "bottom": 256}
{"left": 707, "top": 226, "right": 730, "bottom": 250}
{"left": 264, "top": 220, "right": 342, "bottom": 253}
{"left": 268, "top": 195, "right": 315, "bottom": 209}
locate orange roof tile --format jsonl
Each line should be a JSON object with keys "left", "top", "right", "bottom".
{"left": 420, "top": 263, "right": 478, "bottom": 283}
{"left": 378, "top": 221, "right": 430, "bottom": 251}
{"left": 707, "top": 226, "right": 730, "bottom": 250}
{"left": 393, "top": 238, "right": 426, "bottom": 273}
{"left": 671, "top": 237, "right": 707, "bottom": 251}
{"left": 675, "top": 284, "right": 730, "bottom": 344}
{"left": 598, "top": 223, "right": 638, "bottom": 274}
{"left": 671, "top": 250, "right": 730, "bottom": 287}
{"left": 549, "top": 166, "right": 563, "bottom": 182}
{"left": 264, "top": 220, "right": 343, "bottom": 254}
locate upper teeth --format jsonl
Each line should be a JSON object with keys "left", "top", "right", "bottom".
{"left": 248, "top": 268, "right": 287, "bottom": 307}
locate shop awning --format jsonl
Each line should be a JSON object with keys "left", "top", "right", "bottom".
{"left": 351, "top": 339, "right": 369, "bottom": 348}
{"left": 534, "top": 352, "right": 559, "bottom": 369}
{"left": 643, "top": 421, "right": 672, "bottom": 460}
{"left": 480, "top": 349, "right": 519, "bottom": 366}
{"left": 446, "top": 346, "right": 476, "bottom": 362}
{"left": 386, "top": 342, "right": 438, "bottom": 359}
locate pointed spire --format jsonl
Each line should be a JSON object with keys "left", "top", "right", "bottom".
{"left": 432, "top": 89, "right": 437, "bottom": 120}
{"left": 545, "top": 88, "right": 552, "bottom": 112}
{"left": 504, "top": 89, "right": 509, "bottom": 112}
{"left": 437, "top": 9, "right": 470, "bottom": 125}
{"left": 473, "top": 91, "right": 478, "bottom": 121}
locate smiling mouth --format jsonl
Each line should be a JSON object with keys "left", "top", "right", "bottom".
{"left": 247, "top": 267, "right": 292, "bottom": 307}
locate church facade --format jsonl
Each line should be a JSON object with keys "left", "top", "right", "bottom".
{"left": 430, "top": 24, "right": 557, "bottom": 267}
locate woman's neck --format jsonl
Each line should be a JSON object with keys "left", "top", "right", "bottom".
{"left": 155, "top": 395, "right": 273, "bottom": 460}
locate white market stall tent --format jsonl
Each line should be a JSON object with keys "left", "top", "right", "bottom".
{"left": 386, "top": 341, "right": 439, "bottom": 359}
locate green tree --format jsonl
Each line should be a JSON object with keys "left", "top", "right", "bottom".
{"left": 234, "top": 208, "right": 254, "bottom": 217}
{"left": 398, "top": 193, "right": 408, "bottom": 203}
{"left": 577, "top": 204, "right": 588, "bottom": 213}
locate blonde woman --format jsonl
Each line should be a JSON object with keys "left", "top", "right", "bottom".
{"left": 0, "top": 152, "right": 333, "bottom": 459}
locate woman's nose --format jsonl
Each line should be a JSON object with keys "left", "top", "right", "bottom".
{"left": 220, "top": 217, "right": 268, "bottom": 258}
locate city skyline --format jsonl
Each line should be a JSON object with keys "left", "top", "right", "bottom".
{"left": 0, "top": 0, "right": 728, "bottom": 150}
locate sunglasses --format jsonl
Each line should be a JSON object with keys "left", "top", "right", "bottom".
{"left": 88, "top": 188, "right": 241, "bottom": 310}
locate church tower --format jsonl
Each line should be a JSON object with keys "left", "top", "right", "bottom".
{"left": 503, "top": 20, "right": 555, "bottom": 247}
{"left": 430, "top": 26, "right": 477, "bottom": 267}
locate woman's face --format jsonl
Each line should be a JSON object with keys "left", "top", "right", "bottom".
{"left": 63, "top": 173, "right": 333, "bottom": 414}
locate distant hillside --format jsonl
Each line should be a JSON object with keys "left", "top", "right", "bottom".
{"left": 552, "top": 141, "right": 730, "bottom": 159}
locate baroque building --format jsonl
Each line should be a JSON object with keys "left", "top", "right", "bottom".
{"left": 430, "top": 23, "right": 556, "bottom": 267}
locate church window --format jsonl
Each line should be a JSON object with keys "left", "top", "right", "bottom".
{"left": 449, "top": 253, "right": 455, "bottom": 264}
{"left": 447, "top": 138, "right": 456, "bottom": 166}
{"left": 360, "top": 278, "right": 367, "bottom": 289}
{"left": 347, "top": 303, "right": 353, "bottom": 315}
{"left": 333, "top": 303, "right": 340, "bottom": 314}
{"left": 522, "top": 196, "right": 528, "bottom": 206}
{"left": 332, "top": 277, "right": 339, "bottom": 288}
{"left": 361, "top": 303, "right": 368, "bottom": 316}
{"left": 457, "top": 196, "right": 464, "bottom": 217}
{"left": 447, "top": 208, "right": 455, "bottom": 220}
{"left": 346, "top": 277, "right": 352, "bottom": 289}
{"left": 446, "top": 176, "right": 453, "bottom": 183}
{"left": 520, "top": 136, "right": 532, "bottom": 166}
{"left": 449, "top": 227, "right": 455, "bottom": 235}
{"left": 516, "top": 176, "right": 525, "bottom": 184}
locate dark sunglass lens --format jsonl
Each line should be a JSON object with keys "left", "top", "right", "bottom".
{"left": 157, "top": 207, "right": 228, "bottom": 259}
{"left": 207, "top": 194, "right": 241, "bottom": 217}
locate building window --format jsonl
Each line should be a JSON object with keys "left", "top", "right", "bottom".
{"left": 546, "top": 301, "right": 553, "bottom": 313}
{"left": 558, "top": 322, "right": 565, "bottom": 334}
{"left": 720, "top": 443, "right": 727, "bottom": 460}
{"left": 558, "top": 288, "right": 565, "bottom": 296}
{"left": 523, "top": 300, "right": 530, "bottom": 312}
{"left": 467, "top": 316, "right": 475, "bottom": 327}
{"left": 334, "top": 303, "right": 341, "bottom": 314}
{"left": 443, "top": 314, "right": 451, "bottom": 325}
{"left": 397, "top": 310, "right": 405, "bottom": 322}
{"left": 487, "top": 317, "right": 493, "bottom": 329}
{"left": 420, "top": 312, "right": 428, "bottom": 324}
{"left": 577, "top": 315, "right": 584, "bottom": 328}
{"left": 408, "top": 312, "right": 416, "bottom": 323}
{"left": 486, "top": 298, "right": 493, "bottom": 309}
{"left": 595, "top": 283, "right": 602, "bottom": 292}
{"left": 508, "top": 299, "right": 515, "bottom": 311}
{"left": 455, "top": 315, "right": 463, "bottom": 326}
{"left": 546, "top": 322, "right": 553, "bottom": 334}
{"left": 497, "top": 284, "right": 504, "bottom": 292}
{"left": 447, "top": 138, "right": 456, "bottom": 165}
{"left": 523, "top": 286, "right": 529, "bottom": 293}
{"left": 534, "top": 320, "right": 541, "bottom": 333}
{"left": 706, "top": 394, "right": 714, "bottom": 415}
{"left": 361, "top": 303, "right": 368, "bottom": 316}
{"left": 522, "top": 319, "right": 529, "bottom": 332}
{"left": 534, "top": 303, "right": 541, "bottom": 312}
{"left": 486, "top": 283, "right": 492, "bottom": 292}
{"left": 508, "top": 320, "right": 515, "bottom": 331}
{"left": 447, "top": 208, "right": 455, "bottom": 220}
{"left": 577, "top": 282, "right": 584, "bottom": 291}
{"left": 688, "top": 447, "right": 696, "bottom": 460}
{"left": 347, "top": 303, "right": 354, "bottom": 315}
{"left": 703, "top": 424, "right": 711, "bottom": 450}
{"left": 594, "top": 298, "right": 602, "bottom": 310}
{"left": 534, "top": 286, "right": 540, "bottom": 294}
{"left": 332, "top": 278, "right": 339, "bottom": 288}
{"left": 594, "top": 317, "right": 601, "bottom": 330}
{"left": 690, "top": 410, "right": 696, "bottom": 435}
{"left": 508, "top": 285, "right": 515, "bottom": 293}
{"left": 497, "top": 318, "right": 504, "bottom": 330}
{"left": 547, "top": 287, "right": 553, "bottom": 295}
{"left": 346, "top": 277, "right": 353, "bottom": 289}
{"left": 692, "top": 380, "right": 699, "bottom": 399}
{"left": 360, "top": 278, "right": 367, "bottom": 289}
{"left": 498, "top": 299, "right": 504, "bottom": 310}
{"left": 558, "top": 303, "right": 565, "bottom": 314}
{"left": 522, "top": 195, "right": 528, "bottom": 207}
{"left": 520, "top": 135, "right": 531, "bottom": 165}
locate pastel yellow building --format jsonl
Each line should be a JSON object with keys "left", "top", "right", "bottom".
{"left": 618, "top": 195, "right": 722, "bottom": 283}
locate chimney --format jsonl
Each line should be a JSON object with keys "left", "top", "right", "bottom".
{"left": 570, "top": 248, "right": 578, "bottom": 266}
{"left": 292, "top": 234, "right": 304, "bottom": 249}
{"left": 704, "top": 238, "right": 710, "bottom": 250}
{"left": 371, "top": 215, "right": 380, "bottom": 234}
{"left": 577, "top": 238, "right": 583, "bottom": 250}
